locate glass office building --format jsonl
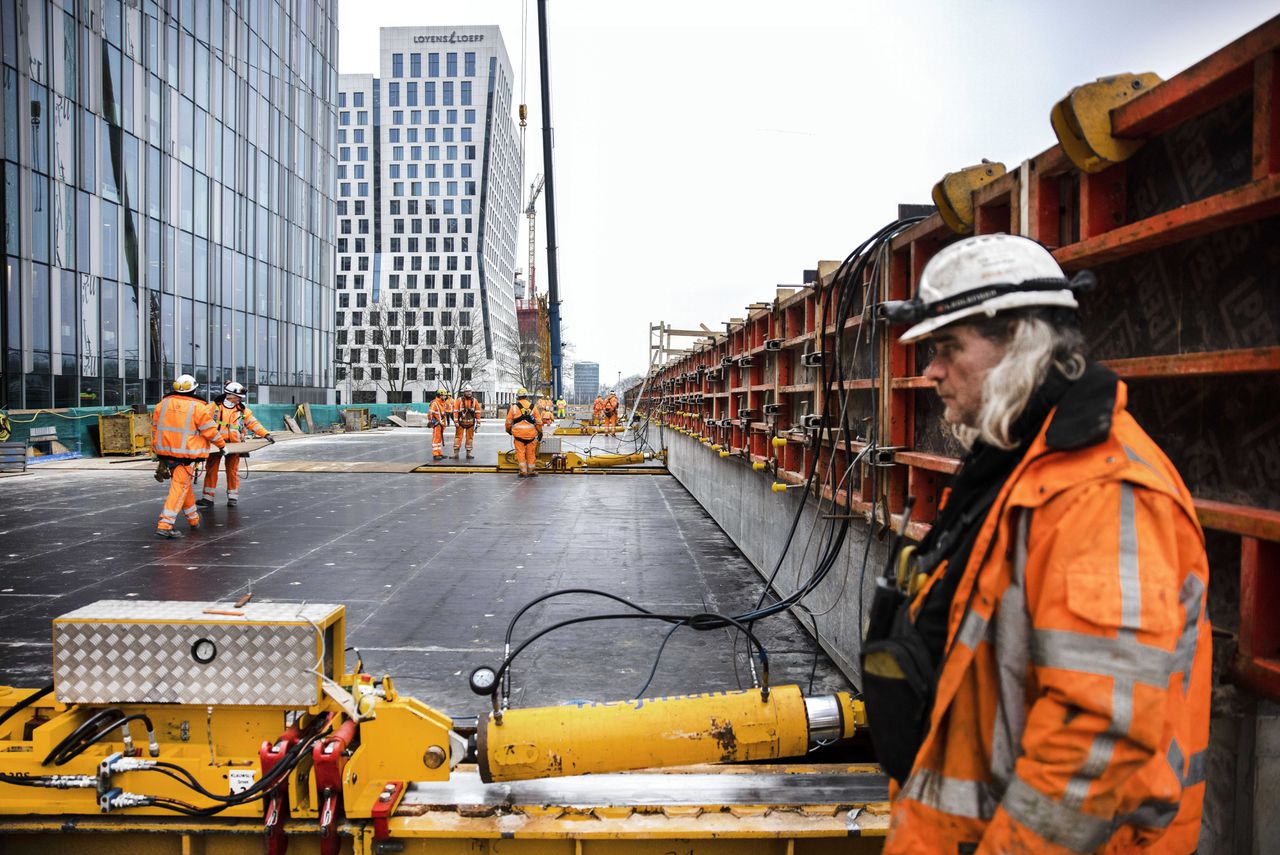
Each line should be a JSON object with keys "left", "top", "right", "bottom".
{"left": 1, "top": 0, "right": 339, "bottom": 409}
{"left": 573, "top": 361, "right": 598, "bottom": 405}
{"left": 334, "top": 26, "right": 521, "bottom": 404}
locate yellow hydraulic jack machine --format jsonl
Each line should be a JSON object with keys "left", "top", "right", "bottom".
{"left": 0, "top": 600, "right": 876, "bottom": 854}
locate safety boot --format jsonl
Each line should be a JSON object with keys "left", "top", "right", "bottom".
{"left": 226, "top": 498, "right": 238, "bottom": 507}
{"left": 433, "top": 454, "right": 444, "bottom": 462}
{"left": 528, "top": 470, "right": 539, "bottom": 478}
{"left": 196, "top": 497, "right": 214, "bottom": 508}
{"left": 452, "top": 450, "right": 460, "bottom": 459}
{"left": 466, "top": 451, "right": 474, "bottom": 459}
{"left": 155, "top": 528, "right": 182, "bottom": 539}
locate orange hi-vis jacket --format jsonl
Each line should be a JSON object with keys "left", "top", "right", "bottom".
{"left": 452, "top": 396, "right": 482, "bottom": 426}
{"left": 212, "top": 399, "right": 269, "bottom": 444}
{"left": 428, "top": 396, "right": 449, "bottom": 427}
{"left": 151, "top": 393, "right": 223, "bottom": 460}
{"left": 885, "top": 376, "right": 1210, "bottom": 854}
{"left": 505, "top": 399, "right": 540, "bottom": 440}
{"left": 604, "top": 394, "right": 618, "bottom": 415}
{"left": 593, "top": 397, "right": 604, "bottom": 418}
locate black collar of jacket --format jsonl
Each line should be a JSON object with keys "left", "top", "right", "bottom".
{"left": 1043, "top": 362, "right": 1120, "bottom": 451}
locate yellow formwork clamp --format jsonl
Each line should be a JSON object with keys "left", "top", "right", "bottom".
{"left": 719, "top": 450, "right": 730, "bottom": 458}
{"left": 710, "top": 444, "right": 722, "bottom": 451}
{"left": 752, "top": 461, "right": 767, "bottom": 472}
{"left": 932, "top": 161, "right": 1007, "bottom": 234}
{"left": 1051, "top": 72, "right": 1163, "bottom": 173}
{"left": 700, "top": 436, "right": 712, "bottom": 444}
{"left": 772, "top": 482, "right": 792, "bottom": 493}
{"left": 771, "top": 436, "right": 787, "bottom": 448}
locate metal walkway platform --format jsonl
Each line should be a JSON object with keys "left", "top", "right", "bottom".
{"left": 0, "top": 428, "right": 849, "bottom": 717}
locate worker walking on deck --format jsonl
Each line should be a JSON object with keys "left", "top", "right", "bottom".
{"left": 151, "top": 375, "right": 226, "bottom": 538}
{"left": 505, "top": 388, "right": 542, "bottom": 478}
{"left": 428, "top": 389, "right": 450, "bottom": 461}
{"left": 865, "top": 234, "right": 1210, "bottom": 854}
{"left": 603, "top": 391, "right": 619, "bottom": 433}
{"left": 199, "top": 381, "right": 275, "bottom": 507}
{"left": 592, "top": 395, "right": 605, "bottom": 426}
{"left": 451, "top": 387, "right": 481, "bottom": 459}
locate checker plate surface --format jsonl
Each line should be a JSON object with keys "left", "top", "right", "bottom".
{"left": 53, "top": 600, "right": 340, "bottom": 706}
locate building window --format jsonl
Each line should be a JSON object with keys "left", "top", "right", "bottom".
{"left": 442, "top": 82, "right": 453, "bottom": 106}
{"left": 354, "top": 92, "right": 365, "bottom": 107}
{"left": 465, "top": 109, "right": 476, "bottom": 123}
{"left": 465, "top": 52, "right": 476, "bottom": 76}
{"left": 446, "top": 52, "right": 458, "bottom": 76}
{"left": 392, "top": 53, "right": 403, "bottom": 77}
{"left": 425, "top": 82, "right": 435, "bottom": 106}
{"left": 410, "top": 52, "right": 422, "bottom": 77}
{"left": 460, "top": 82, "right": 471, "bottom": 106}
{"left": 357, "top": 111, "right": 368, "bottom": 124}
{"left": 406, "top": 82, "right": 418, "bottom": 107}
{"left": 339, "top": 92, "right": 348, "bottom": 107}
{"left": 387, "top": 82, "right": 399, "bottom": 106}
{"left": 428, "top": 53, "right": 440, "bottom": 76}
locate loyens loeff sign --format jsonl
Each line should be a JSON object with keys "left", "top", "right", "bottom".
{"left": 413, "top": 31, "right": 485, "bottom": 44}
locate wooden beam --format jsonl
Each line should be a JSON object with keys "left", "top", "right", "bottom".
{"left": 1112, "top": 14, "right": 1278, "bottom": 138}
{"left": 1053, "top": 173, "right": 1280, "bottom": 269}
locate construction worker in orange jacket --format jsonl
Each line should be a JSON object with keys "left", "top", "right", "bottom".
{"left": 199, "top": 381, "right": 274, "bottom": 508}
{"left": 151, "top": 374, "right": 225, "bottom": 538}
{"left": 428, "top": 389, "right": 450, "bottom": 461}
{"left": 867, "top": 235, "right": 1210, "bottom": 854}
{"left": 504, "top": 388, "right": 542, "bottom": 477}
{"left": 451, "top": 387, "right": 481, "bottom": 459}
{"left": 592, "top": 395, "right": 605, "bottom": 426}
{"left": 603, "top": 391, "right": 619, "bottom": 433}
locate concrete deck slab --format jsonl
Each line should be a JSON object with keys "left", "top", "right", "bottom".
{"left": 0, "top": 430, "right": 849, "bottom": 718}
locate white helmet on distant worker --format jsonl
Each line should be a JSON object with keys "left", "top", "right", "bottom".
{"left": 173, "top": 374, "right": 198, "bottom": 393}
{"left": 223, "top": 381, "right": 247, "bottom": 397}
{"left": 892, "top": 234, "right": 1093, "bottom": 343}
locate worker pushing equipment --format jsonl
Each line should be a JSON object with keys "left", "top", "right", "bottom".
{"left": 150, "top": 375, "right": 226, "bottom": 538}
{"left": 199, "top": 381, "right": 274, "bottom": 508}
{"left": 428, "top": 389, "right": 450, "bottom": 461}
{"left": 505, "top": 387, "right": 542, "bottom": 478}
{"left": 869, "top": 234, "right": 1211, "bottom": 853}
{"left": 451, "top": 387, "right": 481, "bottom": 459}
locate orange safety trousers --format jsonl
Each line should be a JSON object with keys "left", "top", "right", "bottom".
{"left": 158, "top": 462, "right": 201, "bottom": 530}
{"left": 202, "top": 453, "right": 242, "bottom": 500}
{"left": 453, "top": 425, "right": 475, "bottom": 452}
{"left": 512, "top": 436, "right": 538, "bottom": 470}
{"left": 431, "top": 424, "right": 444, "bottom": 456}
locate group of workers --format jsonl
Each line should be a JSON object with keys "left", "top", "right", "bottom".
{"left": 592, "top": 391, "right": 620, "bottom": 432}
{"left": 150, "top": 375, "right": 274, "bottom": 539}
{"left": 427, "top": 387, "right": 482, "bottom": 461}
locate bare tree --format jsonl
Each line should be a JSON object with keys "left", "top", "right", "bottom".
{"left": 364, "top": 299, "right": 416, "bottom": 404}
{"left": 435, "top": 306, "right": 490, "bottom": 399}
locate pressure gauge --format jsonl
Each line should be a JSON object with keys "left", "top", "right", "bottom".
{"left": 191, "top": 638, "right": 217, "bottom": 664}
{"left": 469, "top": 665, "right": 498, "bottom": 695}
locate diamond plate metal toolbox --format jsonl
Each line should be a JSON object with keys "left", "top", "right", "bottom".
{"left": 52, "top": 600, "right": 345, "bottom": 708}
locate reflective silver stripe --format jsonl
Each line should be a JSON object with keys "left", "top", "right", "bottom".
{"left": 1185, "top": 749, "right": 1207, "bottom": 786}
{"left": 954, "top": 609, "right": 989, "bottom": 650}
{"left": 1117, "top": 484, "right": 1141, "bottom": 630}
{"left": 159, "top": 510, "right": 178, "bottom": 520}
{"left": 1174, "top": 572, "right": 1205, "bottom": 693}
{"left": 899, "top": 767, "right": 999, "bottom": 820}
{"left": 155, "top": 400, "right": 204, "bottom": 455}
{"left": 196, "top": 420, "right": 217, "bottom": 431}
{"left": 991, "top": 509, "right": 1031, "bottom": 792}
{"left": 1033, "top": 631, "right": 1173, "bottom": 686}
{"left": 1002, "top": 777, "right": 1112, "bottom": 853}
{"left": 1123, "top": 444, "right": 1175, "bottom": 491}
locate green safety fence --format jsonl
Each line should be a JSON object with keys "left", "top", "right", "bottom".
{"left": 0, "top": 402, "right": 437, "bottom": 458}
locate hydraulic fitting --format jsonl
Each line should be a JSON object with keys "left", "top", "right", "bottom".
{"left": 99, "top": 788, "right": 154, "bottom": 812}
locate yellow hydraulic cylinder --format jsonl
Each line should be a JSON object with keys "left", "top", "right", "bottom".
{"left": 585, "top": 452, "right": 646, "bottom": 468}
{"left": 477, "top": 685, "right": 856, "bottom": 783}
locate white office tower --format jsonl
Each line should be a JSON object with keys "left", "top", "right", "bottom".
{"left": 335, "top": 26, "right": 521, "bottom": 404}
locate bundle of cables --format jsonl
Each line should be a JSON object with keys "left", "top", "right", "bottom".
{"left": 483, "top": 217, "right": 925, "bottom": 707}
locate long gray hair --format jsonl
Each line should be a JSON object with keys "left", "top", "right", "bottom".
{"left": 952, "top": 310, "right": 1086, "bottom": 451}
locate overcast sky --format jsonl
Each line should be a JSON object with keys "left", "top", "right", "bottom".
{"left": 338, "top": 0, "right": 1278, "bottom": 387}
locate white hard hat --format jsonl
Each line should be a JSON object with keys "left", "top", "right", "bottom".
{"left": 223, "top": 381, "right": 246, "bottom": 397}
{"left": 894, "top": 234, "right": 1087, "bottom": 343}
{"left": 173, "top": 374, "right": 198, "bottom": 393}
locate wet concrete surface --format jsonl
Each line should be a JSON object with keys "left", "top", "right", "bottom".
{"left": 0, "top": 428, "right": 850, "bottom": 718}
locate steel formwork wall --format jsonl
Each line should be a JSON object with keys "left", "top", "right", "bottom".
{"left": 637, "top": 18, "right": 1280, "bottom": 705}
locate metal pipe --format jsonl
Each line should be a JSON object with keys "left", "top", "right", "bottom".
{"left": 536, "top": 0, "right": 563, "bottom": 400}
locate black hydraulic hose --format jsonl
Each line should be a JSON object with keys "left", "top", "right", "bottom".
{"left": 41, "top": 708, "right": 125, "bottom": 766}
{"left": 0, "top": 683, "right": 54, "bottom": 732}
{"left": 46, "top": 713, "right": 155, "bottom": 767}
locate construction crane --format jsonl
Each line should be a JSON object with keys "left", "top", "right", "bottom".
{"left": 523, "top": 174, "right": 553, "bottom": 390}
{"left": 525, "top": 174, "right": 544, "bottom": 302}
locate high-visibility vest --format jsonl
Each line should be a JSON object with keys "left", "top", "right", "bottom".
{"left": 428, "top": 398, "right": 449, "bottom": 427}
{"left": 212, "top": 399, "right": 268, "bottom": 444}
{"left": 151, "top": 394, "right": 221, "bottom": 460}
{"left": 506, "top": 400, "right": 539, "bottom": 439}
{"left": 453, "top": 397, "right": 481, "bottom": 427}
{"left": 884, "top": 376, "right": 1211, "bottom": 854}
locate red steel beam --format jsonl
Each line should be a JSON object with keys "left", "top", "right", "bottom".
{"left": 1195, "top": 499, "right": 1280, "bottom": 542}
{"left": 1230, "top": 537, "right": 1280, "bottom": 699}
{"left": 1102, "top": 347, "right": 1280, "bottom": 379}
{"left": 1053, "top": 173, "right": 1280, "bottom": 269}
{"left": 1113, "top": 14, "right": 1280, "bottom": 138}
{"left": 1256, "top": 49, "right": 1280, "bottom": 179}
